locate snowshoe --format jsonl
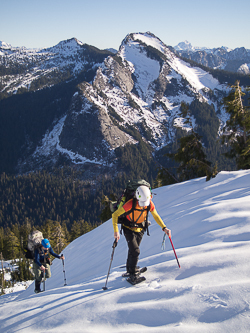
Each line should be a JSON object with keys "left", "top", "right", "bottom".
{"left": 122, "top": 266, "right": 147, "bottom": 277}
{"left": 127, "top": 275, "right": 146, "bottom": 285}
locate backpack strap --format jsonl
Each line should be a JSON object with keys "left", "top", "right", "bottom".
{"left": 145, "top": 203, "right": 151, "bottom": 236}
{"left": 120, "top": 198, "right": 151, "bottom": 236}
{"left": 35, "top": 245, "right": 47, "bottom": 264}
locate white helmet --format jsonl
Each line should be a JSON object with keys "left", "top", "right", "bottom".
{"left": 136, "top": 185, "right": 151, "bottom": 207}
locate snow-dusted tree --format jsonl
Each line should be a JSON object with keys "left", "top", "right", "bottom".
{"left": 222, "top": 80, "right": 250, "bottom": 169}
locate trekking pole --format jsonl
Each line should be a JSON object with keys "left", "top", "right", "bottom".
{"left": 169, "top": 236, "right": 181, "bottom": 268}
{"left": 162, "top": 234, "right": 181, "bottom": 268}
{"left": 43, "top": 270, "right": 45, "bottom": 291}
{"left": 102, "top": 240, "right": 117, "bottom": 290}
{"left": 62, "top": 254, "right": 67, "bottom": 286}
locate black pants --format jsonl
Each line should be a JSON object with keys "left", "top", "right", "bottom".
{"left": 123, "top": 227, "right": 144, "bottom": 274}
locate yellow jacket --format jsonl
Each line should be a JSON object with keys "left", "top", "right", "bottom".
{"left": 112, "top": 199, "right": 166, "bottom": 233}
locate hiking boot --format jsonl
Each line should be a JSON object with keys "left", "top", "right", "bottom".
{"left": 129, "top": 274, "right": 140, "bottom": 283}
{"left": 127, "top": 266, "right": 140, "bottom": 276}
{"left": 34, "top": 280, "right": 41, "bottom": 293}
{"left": 134, "top": 267, "right": 140, "bottom": 275}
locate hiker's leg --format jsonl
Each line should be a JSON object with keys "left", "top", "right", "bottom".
{"left": 33, "top": 262, "right": 43, "bottom": 282}
{"left": 35, "top": 279, "right": 41, "bottom": 292}
{"left": 45, "top": 263, "right": 51, "bottom": 279}
{"left": 135, "top": 230, "right": 144, "bottom": 247}
{"left": 124, "top": 228, "right": 144, "bottom": 274}
{"left": 33, "top": 262, "right": 43, "bottom": 292}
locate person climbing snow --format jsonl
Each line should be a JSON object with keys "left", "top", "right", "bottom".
{"left": 33, "top": 238, "right": 65, "bottom": 293}
{"left": 112, "top": 184, "right": 171, "bottom": 283}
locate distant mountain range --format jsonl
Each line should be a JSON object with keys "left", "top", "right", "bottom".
{"left": 173, "top": 40, "right": 250, "bottom": 74}
{"left": 0, "top": 32, "right": 249, "bottom": 177}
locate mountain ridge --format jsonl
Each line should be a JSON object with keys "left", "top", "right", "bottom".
{"left": 174, "top": 40, "right": 250, "bottom": 74}
{"left": 1, "top": 32, "right": 249, "bottom": 176}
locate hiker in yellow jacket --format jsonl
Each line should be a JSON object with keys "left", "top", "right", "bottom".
{"left": 112, "top": 185, "right": 171, "bottom": 281}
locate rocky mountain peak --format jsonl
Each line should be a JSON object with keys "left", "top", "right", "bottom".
{"left": 1, "top": 32, "right": 249, "bottom": 176}
{"left": 47, "top": 37, "right": 84, "bottom": 52}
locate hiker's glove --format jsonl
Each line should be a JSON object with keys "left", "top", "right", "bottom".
{"left": 163, "top": 227, "right": 171, "bottom": 238}
{"left": 40, "top": 265, "right": 46, "bottom": 272}
{"left": 46, "top": 257, "right": 52, "bottom": 265}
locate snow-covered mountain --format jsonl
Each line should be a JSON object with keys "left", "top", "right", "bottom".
{"left": 0, "top": 32, "right": 248, "bottom": 175}
{"left": 0, "top": 37, "right": 113, "bottom": 95}
{"left": 174, "top": 41, "right": 250, "bottom": 74}
{"left": 174, "top": 40, "right": 233, "bottom": 53}
{"left": 13, "top": 33, "right": 232, "bottom": 173}
{"left": 1, "top": 170, "right": 250, "bottom": 332}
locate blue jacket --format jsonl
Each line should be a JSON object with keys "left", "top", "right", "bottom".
{"left": 34, "top": 246, "right": 60, "bottom": 267}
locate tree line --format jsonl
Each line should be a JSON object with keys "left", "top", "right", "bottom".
{"left": 1, "top": 81, "right": 249, "bottom": 264}
{"left": 0, "top": 217, "right": 97, "bottom": 260}
{"left": 0, "top": 147, "right": 157, "bottom": 262}
{"left": 0, "top": 169, "right": 104, "bottom": 229}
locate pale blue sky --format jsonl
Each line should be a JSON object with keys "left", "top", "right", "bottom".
{"left": 1, "top": 0, "right": 250, "bottom": 50}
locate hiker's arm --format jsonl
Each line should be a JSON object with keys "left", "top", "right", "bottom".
{"left": 112, "top": 206, "right": 126, "bottom": 240}
{"left": 151, "top": 208, "right": 171, "bottom": 237}
{"left": 49, "top": 247, "right": 61, "bottom": 259}
{"left": 34, "top": 249, "right": 42, "bottom": 267}
{"left": 34, "top": 250, "right": 46, "bottom": 271}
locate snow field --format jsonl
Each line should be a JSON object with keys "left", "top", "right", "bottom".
{"left": 0, "top": 170, "right": 250, "bottom": 332}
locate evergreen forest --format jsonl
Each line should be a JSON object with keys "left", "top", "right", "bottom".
{"left": 0, "top": 138, "right": 158, "bottom": 262}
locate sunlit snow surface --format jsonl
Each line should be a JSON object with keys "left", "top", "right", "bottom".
{"left": 1, "top": 170, "right": 250, "bottom": 332}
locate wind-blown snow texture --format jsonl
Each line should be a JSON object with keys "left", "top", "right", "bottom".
{"left": 1, "top": 170, "right": 250, "bottom": 332}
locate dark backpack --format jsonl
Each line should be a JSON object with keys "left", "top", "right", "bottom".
{"left": 110, "top": 179, "right": 151, "bottom": 235}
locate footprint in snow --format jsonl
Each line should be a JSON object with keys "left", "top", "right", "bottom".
{"left": 149, "top": 279, "right": 162, "bottom": 289}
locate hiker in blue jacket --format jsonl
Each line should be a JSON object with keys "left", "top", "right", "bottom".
{"left": 34, "top": 238, "right": 65, "bottom": 293}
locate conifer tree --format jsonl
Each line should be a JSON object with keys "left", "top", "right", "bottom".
{"left": 51, "top": 221, "right": 66, "bottom": 253}
{"left": 222, "top": 80, "right": 250, "bottom": 169}
{"left": 169, "top": 131, "right": 217, "bottom": 181}
{"left": 5, "top": 229, "right": 20, "bottom": 258}
{"left": 70, "top": 221, "right": 82, "bottom": 242}
{"left": 62, "top": 221, "right": 70, "bottom": 244}
{"left": 99, "top": 194, "right": 116, "bottom": 222}
{"left": 0, "top": 227, "right": 4, "bottom": 255}
{"left": 154, "top": 163, "right": 179, "bottom": 188}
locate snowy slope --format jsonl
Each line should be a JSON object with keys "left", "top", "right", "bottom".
{"left": 1, "top": 170, "right": 250, "bottom": 332}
